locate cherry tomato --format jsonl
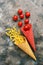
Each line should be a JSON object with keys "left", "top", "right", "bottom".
{"left": 18, "top": 9, "right": 23, "bottom": 15}
{"left": 12, "top": 15, "right": 18, "bottom": 21}
{"left": 23, "top": 24, "right": 31, "bottom": 31}
{"left": 27, "top": 24, "right": 31, "bottom": 28}
{"left": 25, "top": 12, "right": 30, "bottom": 18}
{"left": 20, "top": 14, "right": 24, "bottom": 19}
{"left": 24, "top": 19, "right": 29, "bottom": 24}
{"left": 18, "top": 21, "right": 23, "bottom": 27}
{"left": 23, "top": 25, "right": 29, "bottom": 31}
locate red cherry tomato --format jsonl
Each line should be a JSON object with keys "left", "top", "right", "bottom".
{"left": 25, "top": 12, "right": 30, "bottom": 18}
{"left": 24, "top": 19, "right": 29, "bottom": 24}
{"left": 27, "top": 24, "right": 31, "bottom": 28}
{"left": 12, "top": 15, "right": 18, "bottom": 21}
{"left": 23, "top": 24, "right": 31, "bottom": 31}
{"left": 18, "top": 9, "right": 23, "bottom": 15}
{"left": 23, "top": 25, "right": 29, "bottom": 31}
{"left": 18, "top": 21, "right": 23, "bottom": 27}
{"left": 20, "top": 14, "right": 24, "bottom": 19}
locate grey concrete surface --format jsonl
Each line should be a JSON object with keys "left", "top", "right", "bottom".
{"left": 0, "top": 0, "right": 43, "bottom": 65}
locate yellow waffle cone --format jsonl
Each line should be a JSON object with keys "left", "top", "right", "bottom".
{"left": 14, "top": 38, "right": 36, "bottom": 61}
{"left": 6, "top": 28, "right": 36, "bottom": 61}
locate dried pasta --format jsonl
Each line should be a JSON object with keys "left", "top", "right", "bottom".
{"left": 6, "top": 27, "right": 25, "bottom": 44}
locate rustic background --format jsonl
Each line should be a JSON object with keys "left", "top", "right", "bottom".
{"left": 0, "top": 0, "right": 43, "bottom": 65}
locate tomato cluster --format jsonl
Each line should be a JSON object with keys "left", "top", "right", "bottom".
{"left": 12, "top": 9, "right": 31, "bottom": 30}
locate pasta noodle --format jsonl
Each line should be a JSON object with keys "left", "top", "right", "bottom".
{"left": 6, "top": 28, "right": 25, "bottom": 44}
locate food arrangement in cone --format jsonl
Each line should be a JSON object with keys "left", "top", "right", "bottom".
{"left": 6, "top": 9, "right": 36, "bottom": 61}
{"left": 6, "top": 28, "right": 36, "bottom": 60}
{"left": 21, "top": 24, "right": 36, "bottom": 51}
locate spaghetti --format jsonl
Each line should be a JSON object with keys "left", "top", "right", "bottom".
{"left": 6, "top": 28, "right": 25, "bottom": 44}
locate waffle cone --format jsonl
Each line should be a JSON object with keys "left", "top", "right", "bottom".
{"left": 21, "top": 24, "right": 36, "bottom": 51}
{"left": 14, "top": 38, "right": 36, "bottom": 60}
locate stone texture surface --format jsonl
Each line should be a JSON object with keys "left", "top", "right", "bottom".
{"left": 0, "top": 0, "right": 43, "bottom": 65}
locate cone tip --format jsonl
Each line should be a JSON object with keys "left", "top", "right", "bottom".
{"left": 34, "top": 57, "right": 37, "bottom": 61}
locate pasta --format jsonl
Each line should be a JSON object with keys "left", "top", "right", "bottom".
{"left": 6, "top": 28, "right": 25, "bottom": 44}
